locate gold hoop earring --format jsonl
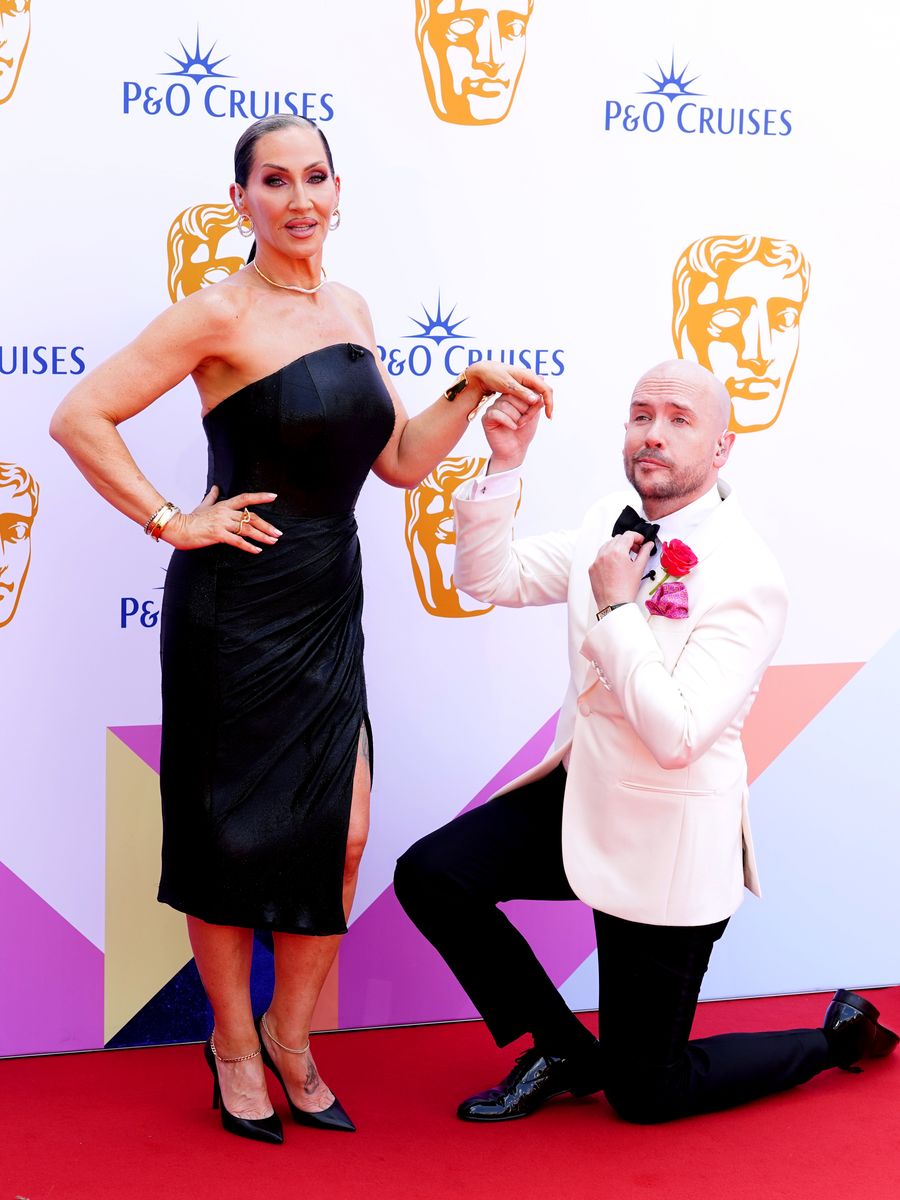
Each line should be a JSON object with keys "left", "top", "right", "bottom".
{"left": 237, "top": 214, "right": 254, "bottom": 238}
{"left": 329, "top": 209, "right": 341, "bottom": 231}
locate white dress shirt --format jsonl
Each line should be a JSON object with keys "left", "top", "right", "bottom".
{"left": 639, "top": 483, "right": 722, "bottom": 563}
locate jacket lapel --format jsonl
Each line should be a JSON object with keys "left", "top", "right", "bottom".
{"left": 583, "top": 482, "right": 741, "bottom": 638}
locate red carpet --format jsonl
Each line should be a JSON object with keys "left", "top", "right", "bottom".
{"left": 2, "top": 989, "right": 899, "bottom": 1200}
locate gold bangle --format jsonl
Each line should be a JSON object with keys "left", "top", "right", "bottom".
{"left": 444, "top": 370, "right": 498, "bottom": 423}
{"left": 143, "top": 503, "right": 169, "bottom": 535}
{"left": 145, "top": 501, "right": 180, "bottom": 541}
{"left": 466, "top": 394, "right": 496, "bottom": 424}
{"left": 443, "top": 370, "right": 470, "bottom": 402}
{"left": 150, "top": 505, "right": 180, "bottom": 542}
{"left": 145, "top": 501, "right": 174, "bottom": 536}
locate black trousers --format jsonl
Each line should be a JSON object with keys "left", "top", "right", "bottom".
{"left": 394, "top": 766, "right": 833, "bottom": 1124}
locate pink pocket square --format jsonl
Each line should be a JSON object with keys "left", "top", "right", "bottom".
{"left": 645, "top": 580, "right": 689, "bottom": 619}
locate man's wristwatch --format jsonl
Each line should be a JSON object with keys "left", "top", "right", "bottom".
{"left": 596, "top": 602, "right": 628, "bottom": 621}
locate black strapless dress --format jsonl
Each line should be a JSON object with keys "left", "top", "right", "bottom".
{"left": 157, "top": 343, "right": 395, "bottom": 934}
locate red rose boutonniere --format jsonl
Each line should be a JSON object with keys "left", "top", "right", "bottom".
{"left": 645, "top": 539, "right": 698, "bottom": 619}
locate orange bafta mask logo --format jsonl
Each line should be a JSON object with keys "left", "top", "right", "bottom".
{"left": 0, "top": 461, "right": 39, "bottom": 629}
{"left": 0, "top": 0, "right": 31, "bottom": 106}
{"left": 166, "top": 204, "right": 244, "bottom": 302}
{"left": 672, "top": 236, "right": 811, "bottom": 434}
{"left": 405, "top": 457, "right": 494, "bottom": 618}
{"left": 415, "top": 0, "right": 533, "bottom": 126}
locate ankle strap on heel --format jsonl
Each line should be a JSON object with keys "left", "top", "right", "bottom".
{"left": 261, "top": 1012, "right": 310, "bottom": 1055}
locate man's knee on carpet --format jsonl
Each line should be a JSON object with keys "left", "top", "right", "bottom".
{"left": 603, "top": 1062, "right": 688, "bottom": 1125}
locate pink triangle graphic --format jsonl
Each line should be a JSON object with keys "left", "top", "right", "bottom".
{"left": 109, "top": 725, "right": 162, "bottom": 774}
{"left": 0, "top": 861, "right": 104, "bottom": 1055}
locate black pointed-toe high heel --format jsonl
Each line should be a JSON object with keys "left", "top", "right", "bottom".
{"left": 257, "top": 1013, "right": 356, "bottom": 1132}
{"left": 204, "top": 1036, "right": 284, "bottom": 1144}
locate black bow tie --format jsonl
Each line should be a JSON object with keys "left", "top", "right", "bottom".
{"left": 612, "top": 505, "right": 659, "bottom": 556}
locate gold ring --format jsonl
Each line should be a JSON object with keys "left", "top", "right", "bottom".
{"left": 239, "top": 508, "right": 251, "bottom": 531}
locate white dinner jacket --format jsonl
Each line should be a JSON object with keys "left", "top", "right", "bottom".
{"left": 453, "top": 479, "right": 788, "bottom": 927}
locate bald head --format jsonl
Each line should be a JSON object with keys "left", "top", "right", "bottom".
{"left": 623, "top": 360, "right": 736, "bottom": 519}
{"left": 633, "top": 360, "right": 731, "bottom": 430}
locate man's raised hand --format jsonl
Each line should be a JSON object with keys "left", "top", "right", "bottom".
{"left": 483, "top": 391, "right": 547, "bottom": 475}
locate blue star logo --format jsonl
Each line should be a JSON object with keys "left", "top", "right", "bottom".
{"left": 639, "top": 54, "right": 703, "bottom": 102}
{"left": 406, "top": 295, "right": 471, "bottom": 343}
{"left": 161, "top": 30, "right": 233, "bottom": 84}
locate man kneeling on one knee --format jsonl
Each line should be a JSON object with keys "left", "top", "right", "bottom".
{"left": 395, "top": 359, "right": 897, "bottom": 1124}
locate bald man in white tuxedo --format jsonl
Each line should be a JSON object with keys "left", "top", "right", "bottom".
{"left": 396, "top": 360, "right": 897, "bottom": 1124}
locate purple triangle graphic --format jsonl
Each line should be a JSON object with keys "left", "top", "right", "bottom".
{"left": 0, "top": 861, "right": 104, "bottom": 1055}
{"left": 339, "top": 712, "right": 596, "bottom": 1029}
{"left": 109, "top": 725, "right": 162, "bottom": 774}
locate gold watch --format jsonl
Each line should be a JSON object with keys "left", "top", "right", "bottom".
{"left": 596, "top": 602, "right": 628, "bottom": 621}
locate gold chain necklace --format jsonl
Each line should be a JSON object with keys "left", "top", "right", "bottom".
{"left": 252, "top": 259, "right": 327, "bottom": 295}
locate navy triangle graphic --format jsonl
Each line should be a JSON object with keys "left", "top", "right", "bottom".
{"left": 106, "top": 934, "right": 275, "bottom": 1048}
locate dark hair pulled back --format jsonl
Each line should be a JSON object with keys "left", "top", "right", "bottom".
{"left": 233, "top": 115, "right": 336, "bottom": 187}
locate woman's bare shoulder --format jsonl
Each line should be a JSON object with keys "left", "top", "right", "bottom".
{"left": 327, "top": 281, "right": 376, "bottom": 346}
{"left": 175, "top": 269, "right": 258, "bottom": 332}
{"left": 328, "top": 280, "right": 370, "bottom": 315}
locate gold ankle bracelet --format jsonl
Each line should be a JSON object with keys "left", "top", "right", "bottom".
{"left": 210, "top": 1033, "right": 262, "bottom": 1063}
{"left": 261, "top": 1012, "right": 310, "bottom": 1055}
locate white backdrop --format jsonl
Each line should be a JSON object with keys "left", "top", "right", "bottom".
{"left": 2, "top": 0, "right": 899, "bottom": 1055}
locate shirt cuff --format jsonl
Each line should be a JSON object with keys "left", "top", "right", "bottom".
{"left": 458, "top": 466, "right": 522, "bottom": 502}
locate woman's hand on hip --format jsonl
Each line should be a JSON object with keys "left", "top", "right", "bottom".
{"left": 162, "top": 487, "right": 283, "bottom": 553}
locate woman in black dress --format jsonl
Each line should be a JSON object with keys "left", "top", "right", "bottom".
{"left": 51, "top": 116, "right": 551, "bottom": 1143}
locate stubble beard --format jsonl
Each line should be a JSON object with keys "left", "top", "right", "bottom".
{"left": 624, "top": 458, "right": 711, "bottom": 506}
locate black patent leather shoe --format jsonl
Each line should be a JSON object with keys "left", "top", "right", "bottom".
{"left": 457, "top": 1046, "right": 603, "bottom": 1122}
{"left": 256, "top": 1016, "right": 356, "bottom": 1132}
{"left": 823, "top": 989, "right": 900, "bottom": 1069}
